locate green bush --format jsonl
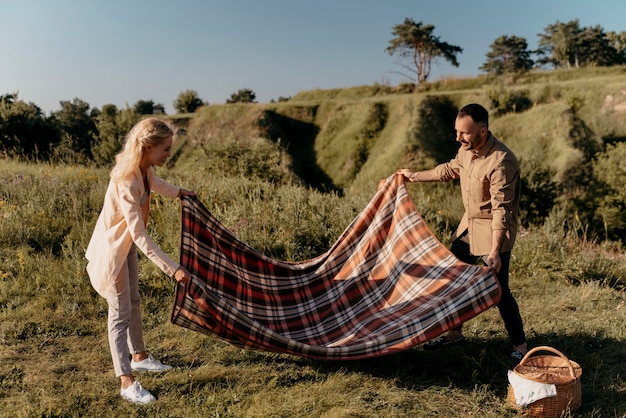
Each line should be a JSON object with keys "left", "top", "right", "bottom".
{"left": 530, "top": 83, "right": 562, "bottom": 105}
{"left": 592, "top": 142, "right": 626, "bottom": 240}
{"left": 180, "top": 105, "right": 299, "bottom": 186}
{"left": 91, "top": 106, "right": 140, "bottom": 166}
{"left": 487, "top": 85, "right": 532, "bottom": 115}
{"left": 519, "top": 157, "right": 559, "bottom": 228}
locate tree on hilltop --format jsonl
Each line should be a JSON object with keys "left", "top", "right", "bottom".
{"left": 226, "top": 88, "right": 257, "bottom": 104}
{"left": 537, "top": 19, "right": 621, "bottom": 68}
{"left": 607, "top": 30, "right": 626, "bottom": 65}
{"left": 133, "top": 99, "right": 165, "bottom": 115}
{"left": 537, "top": 19, "right": 583, "bottom": 68}
{"left": 174, "top": 89, "right": 205, "bottom": 114}
{"left": 480, "top": 35, "right": 534, "bottom": 75}
{"left": 578, "top": 25, "right": 621, "bottom": 67}
{"left": 386, "top": 18, "right": 462, "bottom": 85}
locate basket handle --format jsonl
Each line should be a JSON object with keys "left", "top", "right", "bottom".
{"left": 519, "top": 346, "right": 577, "bottom": 378}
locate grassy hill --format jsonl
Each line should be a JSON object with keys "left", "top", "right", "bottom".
{"left": 174, "top": 67, "right": 626, "bottom": 194}
{"left": 1, "top": 67, "right": 626, "bottom": 416}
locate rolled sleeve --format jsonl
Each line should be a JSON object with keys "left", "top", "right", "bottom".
{"left": 148, "top": 168, "right": 180, "bottom": 198}
{"left": 432, "top": 159, "right": 461, "bottom": 182}
{"left": 489, "top": 158, "right": 518, "bottom": 232}
{"left": 117, "top": 180, "right": 179, "bottom": 277}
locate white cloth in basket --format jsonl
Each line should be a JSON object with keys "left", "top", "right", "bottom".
{"left": 508, "top": 370, "right": 557, "bottom": 407}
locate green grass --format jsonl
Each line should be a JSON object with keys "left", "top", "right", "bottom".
{"left": 3, "top": 66, "right": 626, "bottom": 416}
{"left": 1, "top": 160, "right": 625, "bottom": 417}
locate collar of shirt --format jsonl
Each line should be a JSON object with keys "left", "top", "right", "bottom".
{"left": 472, "top": 132, "right": 496, "bottom": 159}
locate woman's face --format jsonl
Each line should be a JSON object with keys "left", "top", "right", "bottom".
{"left": 144, "top": 136, "right": 173, "bottom": 167}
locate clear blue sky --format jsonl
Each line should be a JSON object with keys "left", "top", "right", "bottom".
{"left": 2, "top": 0, "right": 625, "bottom": 114}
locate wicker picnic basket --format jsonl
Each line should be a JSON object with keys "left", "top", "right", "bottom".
{"left": 507, "top": 346, "right": 582, "bottom": 417}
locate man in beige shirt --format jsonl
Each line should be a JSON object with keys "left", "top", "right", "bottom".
{"left": 398, "top": 103, "right": 528, "bottom": 365}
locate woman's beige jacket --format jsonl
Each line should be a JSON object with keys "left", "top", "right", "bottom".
{"left": 86, "top": 166, "right": 180, "bottom": 297}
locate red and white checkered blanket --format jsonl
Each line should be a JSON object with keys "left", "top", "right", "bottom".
{"left": 171, "top": 174, "right": 501, "bottom": 359}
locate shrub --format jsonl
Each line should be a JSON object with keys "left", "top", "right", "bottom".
{"left": 0, "top": 94, "right": 60, "bottom": 161}
{"left": 227, "top": 88, "right": 257, "bottom": 104}
{"left": 174, "top": 89, "right": 205, "bottom": 114}
{"left": 530, "top": 84, "right": 562, "bottom": 104}
{"left": 91, "top": 106, "right": 140, "bottom": 166}
{"left": 487, "top": 85, "right": 532, "bottom": 115}
{"left": 186, "top": 106, "right": 297, "bottom": 186}
{"left": 519, "top": 157, "right": 559, "bottom": 227}
{"left": 592, "top": 142, "right": 626, "bottom": 240}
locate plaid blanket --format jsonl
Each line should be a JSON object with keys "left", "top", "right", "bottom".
{"left": 171, "top": 173, "right": 501, "bottom": 360}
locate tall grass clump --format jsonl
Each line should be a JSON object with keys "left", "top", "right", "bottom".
{"left": 425, "top": 74, "right": 491, "bottom": 92}
{"left": 514, "top": 206, "right": 626, "bottom": 290}
{"left": 290, "top": 85, "right": 395, "bottom": 102}
{"left": 486, "top": 84, "right": 532, "bottom": 115}
{"left": 0, "top": 161, "right": 107, "bottom": 254}
{"left": 149, "top": 171, "right": 372, "bottom": 262}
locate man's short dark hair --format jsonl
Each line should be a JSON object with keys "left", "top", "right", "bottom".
{"left": 457, "top": 103, "right": 488, "bottom": 127}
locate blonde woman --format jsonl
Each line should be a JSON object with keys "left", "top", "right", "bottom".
{"left": 86, "top": 118, "right": 195, "bottom": 405}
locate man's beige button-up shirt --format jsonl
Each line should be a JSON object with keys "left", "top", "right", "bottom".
{"left": 432, "top": 133, "right": 520, "bottom": 256}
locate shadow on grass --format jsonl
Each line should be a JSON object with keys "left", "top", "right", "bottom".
{"left": 241, "top": 332, "right": 625, "bottom": 416}
{"left": 262, "top": 109, "right": 340, "bottom": 194}
{"left": 175, "top": 330, "right": 625, "bottom": 415}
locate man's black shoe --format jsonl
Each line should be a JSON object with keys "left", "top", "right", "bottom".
{"left": 423, "top": 335, "right": 465, "bottom": 350}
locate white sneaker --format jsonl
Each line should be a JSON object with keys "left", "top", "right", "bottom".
{"left": 131, "top": 355, "right": 173, "bottom": 372}
{"left": 120, "top": 381, "right": 156, "bottom": 405}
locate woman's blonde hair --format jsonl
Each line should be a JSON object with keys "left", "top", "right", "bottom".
{"left": 110, "top": 118, "right": 174, "bottom": 181}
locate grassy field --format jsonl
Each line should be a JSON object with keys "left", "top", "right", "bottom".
{"left": 1, "top": 158, "right": 625, "bottom": 417}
